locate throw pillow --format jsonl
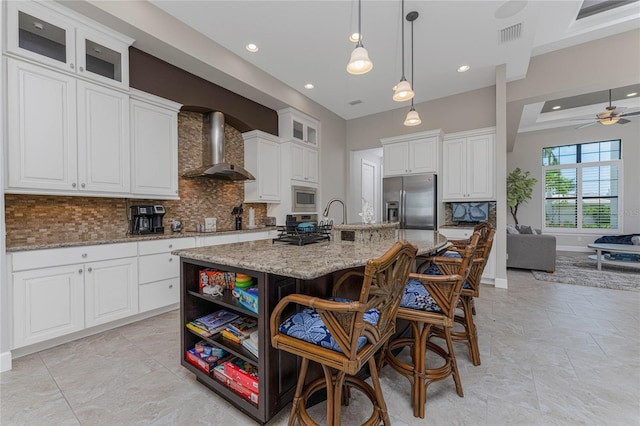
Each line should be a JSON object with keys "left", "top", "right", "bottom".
{"left": 518, "top": 225, "right": 534, "bottom": 234}
{"left": 506, "top": 224, "right": 520, "bottom": 234}
{"left": 632, "top": 236, "right": 640, "bottom": 245}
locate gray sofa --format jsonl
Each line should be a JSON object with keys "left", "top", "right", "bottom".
{"left": 507, "top": 233, "right": 556, "bottom": 272}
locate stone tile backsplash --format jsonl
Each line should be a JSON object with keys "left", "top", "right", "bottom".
{"left": 4, "top": 111, "right": 267, "bottom": 248}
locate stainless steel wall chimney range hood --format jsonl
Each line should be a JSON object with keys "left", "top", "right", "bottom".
{"left": 182, "top": 111, "right": 255, "bottom": 181}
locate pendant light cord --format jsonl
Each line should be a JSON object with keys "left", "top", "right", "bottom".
{"left": 401, "top": 0, "right": 405, "bottom": 79}
{"left": 358, "top": 0, "right": 363, "bottom": 47}
{"left": 410, "top": 13, "right": 414, "bottom": 106}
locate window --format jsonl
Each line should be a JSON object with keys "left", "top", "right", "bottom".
{"left": 542, "top": 140, "right": 622, "bottom": 233}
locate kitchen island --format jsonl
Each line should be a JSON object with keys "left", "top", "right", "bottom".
{"left": 172, "top": 230, "right": 447, "bottom": 424}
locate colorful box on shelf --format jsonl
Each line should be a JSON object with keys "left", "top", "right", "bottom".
{"left": 213, "top": 364, "right": 259, "bottom": 404}
{"left": 185, "top": 348, "right": 233, "bottom": 374}
{"left": 199, "top": 269, "right": 236, "bottom": 291}
{"left": 224, "top": 358, "right": 259, "bottom": 392}
{"left": 232, "top": 287, "right": 259, "bottom": 313}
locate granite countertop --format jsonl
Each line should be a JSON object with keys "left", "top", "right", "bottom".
{"left": 6, "top": 226, "right": 277, "bottom": 252}
{"left": 172, "top": 229, "right": 448, "bottom": 280}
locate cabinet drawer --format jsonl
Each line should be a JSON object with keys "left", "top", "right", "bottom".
{"left": 139, "top": 252, "right": 180, "bottom": 283}
{"left": 139, "top": 278, "right": 179, "bottom": 312}
{"left": 138, "top": 237, "right": 195, "bottom": 255}
{"left": 12, "top": 242, "right": 137, "bottom": 271}
{"left": 439, "top": 228, "right": 473, "bottom": 240}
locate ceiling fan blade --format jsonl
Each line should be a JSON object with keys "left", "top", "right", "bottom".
{"left": 621, "top": 110, "right": 640, "bottom": 117}
{"left": 576, "top": 121, "right": 597, "bottom": 129}
{"left": 612, "top": 106, "right": 627, "bottom": 115}
{"left": 597, "top": 111, "right": 613, "bottom": 119}
{"left": 617, "top": 118, "right": 630, "bottom": 124}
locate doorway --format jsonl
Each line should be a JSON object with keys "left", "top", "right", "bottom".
{"left": 348, "top": 148, "right": 383, "bottom": 224}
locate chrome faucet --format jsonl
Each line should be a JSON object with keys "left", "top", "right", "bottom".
{"left": 323, "top": 198, "right": 347, "bottom": 224}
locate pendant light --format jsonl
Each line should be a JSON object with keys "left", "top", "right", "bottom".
{"left": 347, "top": 0, "right": 373, "bottom": 75}
{"left": 393, "top": 0, "right": 414, "bottom": 102}
{"left": 404, "top": 11, "right": 421, "bottom": 126}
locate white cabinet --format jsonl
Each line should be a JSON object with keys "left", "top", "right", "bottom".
{"left": 442, "top": 128, "right": 495, "bottom": 201}
{"left": 278, "top": 107, "right": 319, "bottom": 147}
{"left": 5, "top": 0, "right": 133, "bottom": 89}
{"left": 84, "top": 257, "right": 138, "bottom": 327}
{"left": 130, "top": 89, "right": 182, "bottom": 199}
{"left": 243, "top": 130, "right": 281, "bottom": 202}
{"left": 12, "top": 265, "right": 85, "bottom": 348}
{"left": 138, "top": 237, "right": 195, "bottom": 312}
{"left": 439, "top": 227, "right": 495, "bottom": 283}
{"left": 290, "top": 143, "right": 318, "bottom": 184}
{"left": 10, "top": 242, "right": 138, "bottom": 349}
{"left": 6, "top": 58, "right": 130, "bottom": 195}
{"left": 76, "top": 80, "right": 130, "bottom": 193}
{"left": 381, "top": 130, "right": 443, "bottom": 177}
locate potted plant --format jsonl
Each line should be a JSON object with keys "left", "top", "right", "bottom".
{"left": 507, "top": 168, "right": 537, "bottom": 225}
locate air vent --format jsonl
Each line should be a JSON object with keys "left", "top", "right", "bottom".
{"left": 499, "top": 22, "right": 522, "bottom": 43}
{"left": 349, "top": 100, "right": 363, "bottom": 106}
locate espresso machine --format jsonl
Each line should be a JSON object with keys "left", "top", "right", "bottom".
{"left": 130, "top": 205, "right": 165, "bottom": 234}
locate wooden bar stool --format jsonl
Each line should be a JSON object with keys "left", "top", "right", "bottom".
{"left": 381, "top": 231, "right": 478, "bottom": 418}
{"left": 421, "top": 222, "right": 495, "bottom": 366}
{"left": 270, "top": 241, "right": 417, "bottom": 425}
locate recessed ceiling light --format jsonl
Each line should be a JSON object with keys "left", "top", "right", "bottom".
{"left": 304, "top": 83, "right": 314, "bottom": 90}
{"left": 245, "top": 43, "right": 259, "bottom": 53}
{"left": 349, "top": 32, "right": 360, "bottom": 43}
{"left": 627, "top": 92, "right": 638, "bottom": 97}
{"left": 457, "top": 65, "right": 470, "bottom": 73}
{"left": 552, "top": 105, "right": 561, "bottom": 110}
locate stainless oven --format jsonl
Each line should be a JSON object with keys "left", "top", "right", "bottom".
{"left": 292, "top": 185, "right": 317, "bottom": 212}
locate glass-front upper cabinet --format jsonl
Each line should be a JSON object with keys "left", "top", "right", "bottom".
{"left": 278, "top": 108, "right": 319, "bottom": 147}
{"left": 6, "top": 1, "right": 133, "bottom": 89}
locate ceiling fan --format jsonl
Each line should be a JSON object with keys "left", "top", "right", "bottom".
{"left": 576, "top": 89, "right": 640, "bottom": 129}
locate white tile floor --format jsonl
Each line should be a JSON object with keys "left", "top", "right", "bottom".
{"left": 2, "top": 257, "right": 639, "bottom": 425}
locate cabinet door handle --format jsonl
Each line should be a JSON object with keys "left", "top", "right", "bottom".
{"left": 79, "top": 66, "right": 84, "bottom": 72}
{"left": 82, "top": 253, "right": 88, "bottom": 258}
{"left": 168, "top": 258, "right": 173, "bottom": 262}
{"left": 81, "top": 183, "right": 86, "bottom": 188}
{"left": 78, "top": 269, "right": 83, "bottom": 274}
{"left": 168, "top": 244, "right": 173, "bottom": 249}
{"left": 87, "top": 267, "right": 93, "bottom": 273}
{"left": 72, "top": 183, "right": 77, "bottom": 188}
{"left": 169, "top": 284, "right": 173, "bottom": 289}
{"left": 70, "top": 63, "right": 75, "bottom": 70}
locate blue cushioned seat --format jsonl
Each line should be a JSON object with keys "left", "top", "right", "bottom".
{"left": 421, "top": 252, "right": 471, "bottom": 290}
{"left": 278, "top": 297, "right": 380, "bottom": 353}
{"left": 400, "top": 278, "right": 443, "bottom": 313}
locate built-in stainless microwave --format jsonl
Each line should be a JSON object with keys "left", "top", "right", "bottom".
{"left": 292, "top": 185, "right": 317, "bottom": 212}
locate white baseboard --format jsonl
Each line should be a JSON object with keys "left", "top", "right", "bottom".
{"left": 494, "top": 277, "right": 508, "bottom": 289}
{"left": 1, "top": 351, "right": 12, "bottom": 372}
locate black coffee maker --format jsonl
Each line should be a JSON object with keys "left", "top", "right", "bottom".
{"left": 130, "top": 205, "right": 165, "bottom": 234}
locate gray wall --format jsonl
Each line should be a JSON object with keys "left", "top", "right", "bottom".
{"left": 346, "top": 86, "right": 497, "bottom": 151}
{"left": 509, "top": 121, "right": 640, "bottom": 250}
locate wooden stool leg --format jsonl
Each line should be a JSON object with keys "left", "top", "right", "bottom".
{"left": 444, "top": 327, "right": 464, "bottom": 397}
{"left": 368, "top": 356, "right": 391, "bottom": 425}
{"left": 461, "top": 295, "right": 481, "bottom": 366}
{"left": 289, "top": 358, "right": 309, "bottom": 426}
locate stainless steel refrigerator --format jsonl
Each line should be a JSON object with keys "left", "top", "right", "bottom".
{"left": 382, "top": 174, "right": 437, "bottom": 229}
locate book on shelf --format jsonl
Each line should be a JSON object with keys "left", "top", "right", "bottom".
{"left": 221, "top": 329, "right": 243, "bottom": 344}
{"left": 241, "top": 330, "right": 259, "bottom": 358}
{"left": 186, "top": 321, "right": 213, "bottom": 337}
{"left": 194, "top": 310, "right": 239, "bottom": 334}
{"left": 226, "top": 317, "right": 258, "bottom": 338}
